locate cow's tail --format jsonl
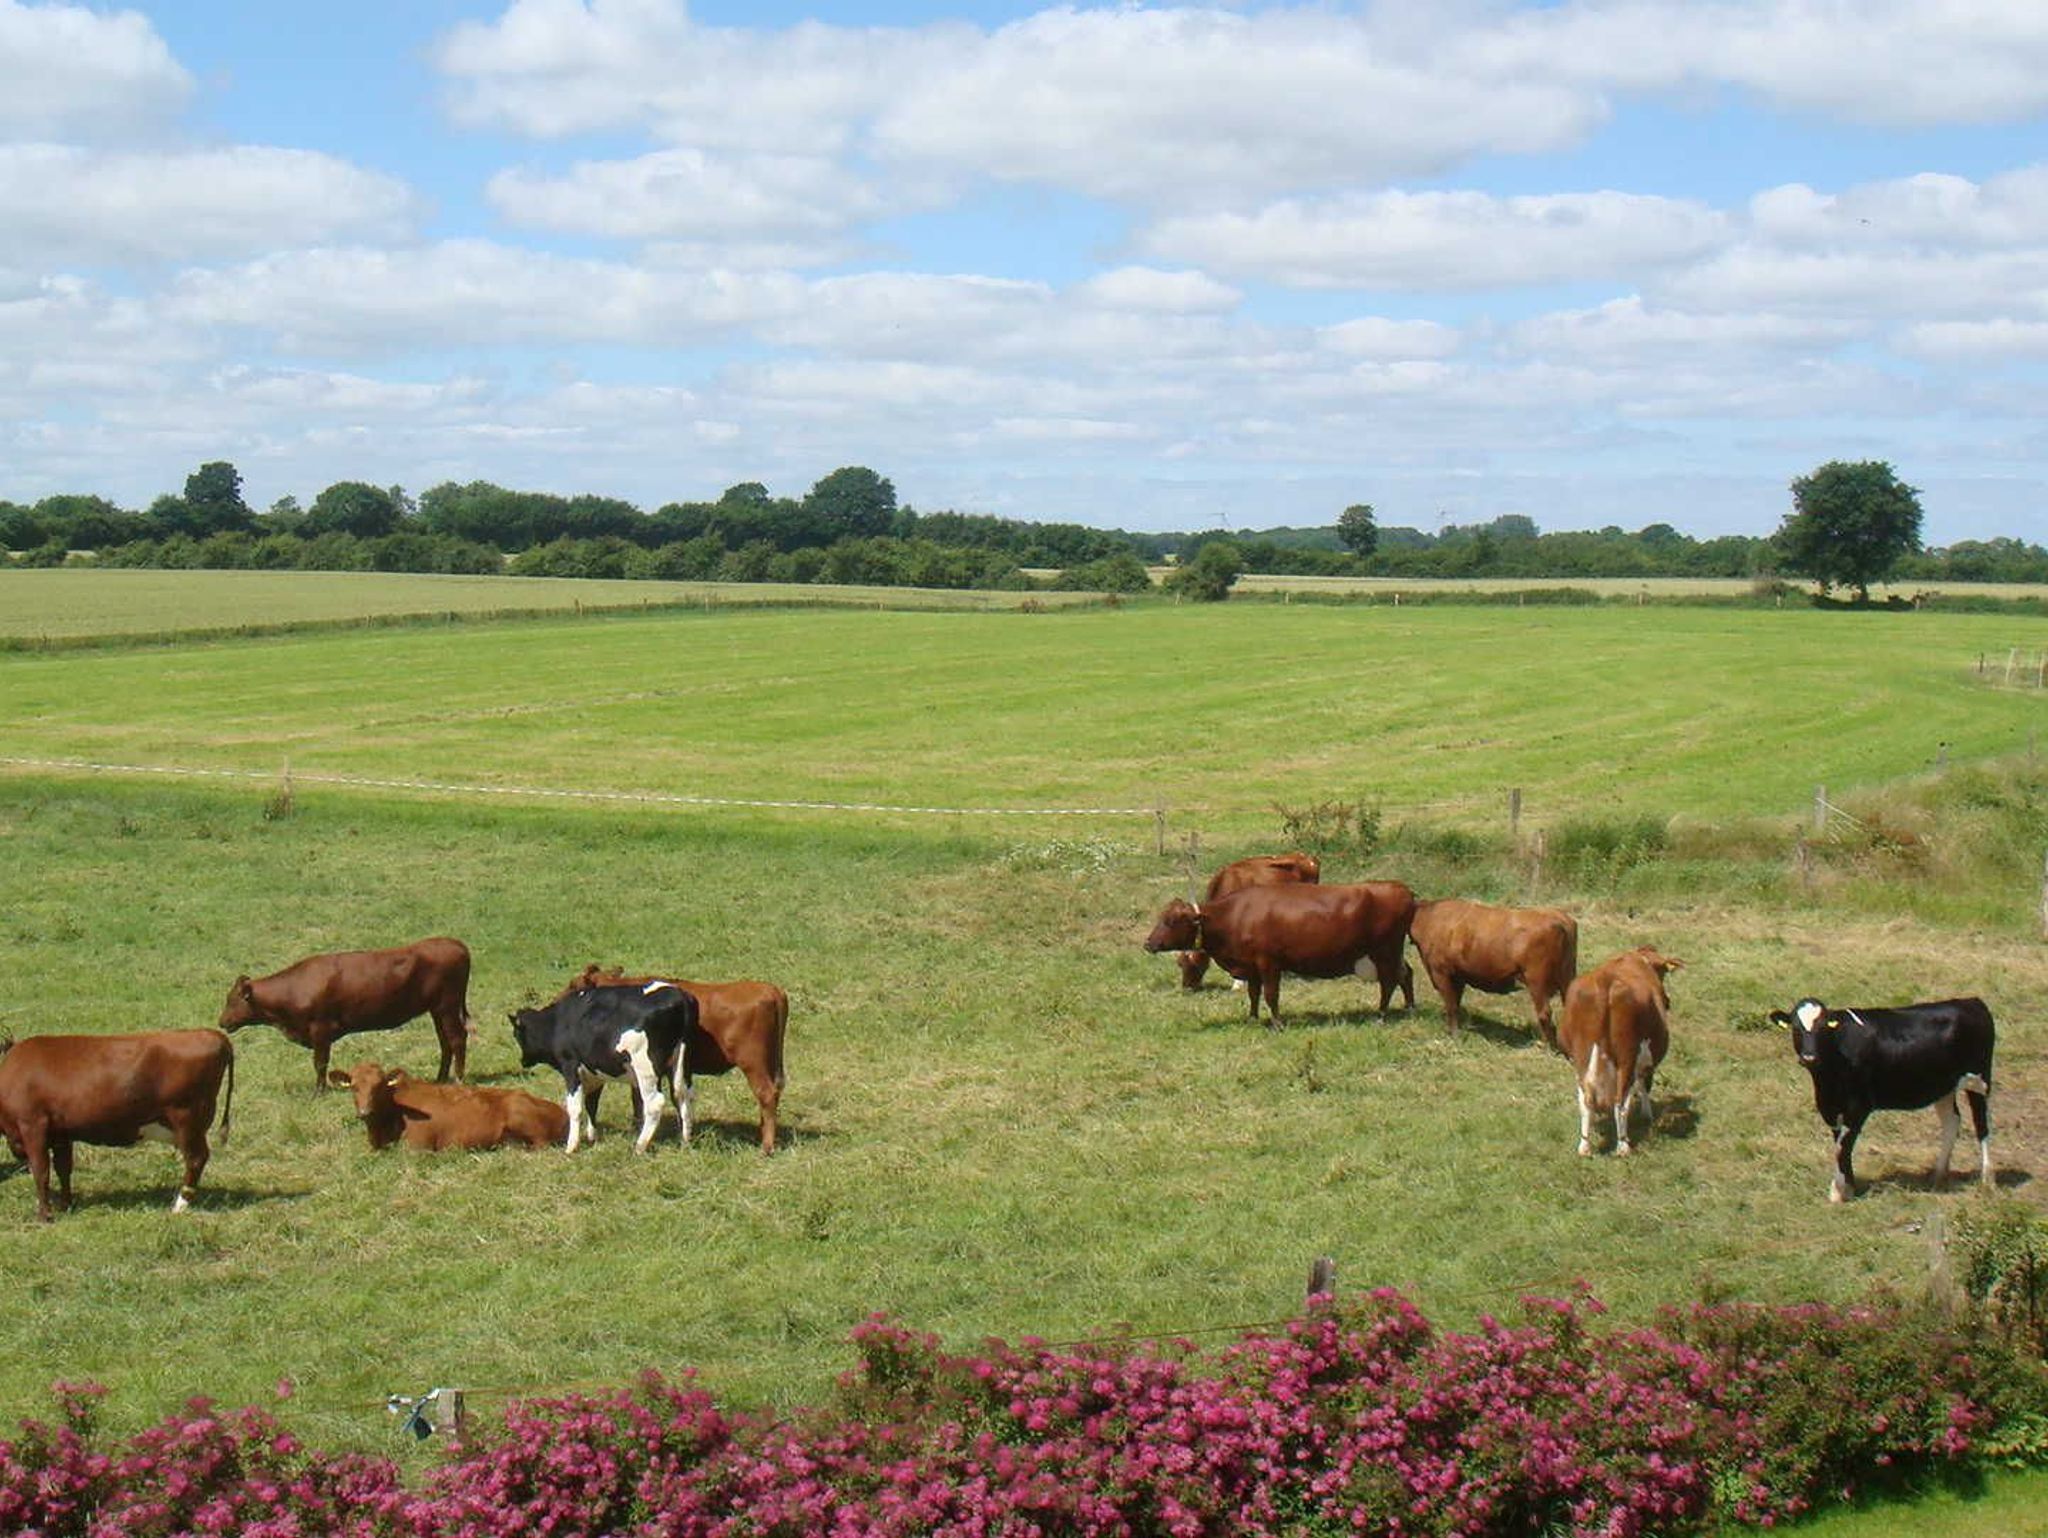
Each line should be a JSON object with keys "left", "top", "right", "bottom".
{"left": 217, "top": 1037, "right": 235, "bottom": 1148}
{"left": 770, "top": 989, "right": 790, "bottom": 1091}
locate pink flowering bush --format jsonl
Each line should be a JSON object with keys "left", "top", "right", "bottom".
{"left": 3, "top": 1291, "right": 2043, "bottom": 1537}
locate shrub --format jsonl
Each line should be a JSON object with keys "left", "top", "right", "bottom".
{"left": 6, "top": 1291, "right": 2046, "bottom": 1537}
{"left": 1550, "top": 814, "right": 1669, "bottom": 883}
{"left": 1274, "top": 796, "right": 1382, "bottom": 858}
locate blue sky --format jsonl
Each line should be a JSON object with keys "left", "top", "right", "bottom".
{"left": 3, "top": 1, "right": 2046, "bottom": 542}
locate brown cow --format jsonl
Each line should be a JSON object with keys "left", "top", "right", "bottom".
{"left": 1173, "top": 853, "right": 1321, "bottom": 989}
{"left": 1143, "top": 881, "right": 1416, "bottom": 1027}
{"left": 1558, "top": 947, "right": 1683, "bottom": 1157}
{"left": 561, "top": 966, "right": 788, "bottom": 1152}
{"left": 1408, "top": 898, "right": 1578, "bottom": 1048}
{"left": 327, "top": 1061, "right": 568, "bottom": 1151}
{"left": 218, "top": 937, "right": 475, "bottom": 1090}
{"left": 0, "top": 1030, "right": 233, "bottom": 1221}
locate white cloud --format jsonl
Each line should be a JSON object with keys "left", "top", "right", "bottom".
{"left": 1317, "top": 317, "right": 1463, "bottom": 359}
{"left": 166, "top": 241, "right": 807, "bottom": 352}
{"left": 0, "top": 0, "right": 189, "bottom": 141}
{"left": 1072, "top": 267, "right": 1240, "bottom": 314}
{"left": 1510, "top": 297, "right": 1865, "bottom": 362}
{"left": 1143, "top": 190, "right": 1727, "bottom": 290}
{"left": 0, "top": 145, "right": 417, "bottom": 265}
{"left": 486, "top": 147, "right": 890, "bottom": 249}
{"left": 1899, "top": 319, "right": 2048, "bottom": 360}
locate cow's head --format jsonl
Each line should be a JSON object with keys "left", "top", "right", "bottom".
{"left": 1144, "top": 898, "right": 1201, "bottom": 953}
{"left": 509, "top": 1005, "right": 550, "bottom": 1067}
{"left": 1769, "top": 997, "right": 1835, "bottom": 1070}
{"left": 217, "top": 975, "right": 262, "bottom": 1032}
{"left": 328, "top": 1061, "right": 403, "bottom": 1119}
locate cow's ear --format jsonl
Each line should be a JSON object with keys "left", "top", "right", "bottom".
{"left": 235, "top": 975, "right": 253, "bottom": 995}
{"left": 1654, "top": 955, "right": 1685, "bottom": 974}
{"left": 1768, "top": 1011, "right": 1791, "bottom": 1029}
{"left": 385, "top": 1070, "right": 407, "bottom": 1087}
{"left": 326, "top": 1070, "right": 352, "bottom": 1088}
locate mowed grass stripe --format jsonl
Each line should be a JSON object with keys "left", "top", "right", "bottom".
{"left": 5, "top": 603, "right": 2046, "bottom": 828}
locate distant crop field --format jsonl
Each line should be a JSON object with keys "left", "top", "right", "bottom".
{"left": 3, "top": 597, "right": 2048, "bottom": 1459}
{"left": 0, "top": 568, "right": 1085, "bottom": 641}
{"left": 1232, "top": 572, "right": 2048, "bottom": 600}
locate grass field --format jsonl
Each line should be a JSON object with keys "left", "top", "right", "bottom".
{"left": 0, "top": 567, "right": 1088, "bottom": 642}
{"left": 4, "top": 600, "right": 2046, "bottom": 838}
{"left": 3, "top": 579, "right": 2048, "bottom": 1480}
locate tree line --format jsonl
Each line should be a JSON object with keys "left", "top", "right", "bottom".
{"left": 4, "top": 459, "right": 2043, "bottom": 594}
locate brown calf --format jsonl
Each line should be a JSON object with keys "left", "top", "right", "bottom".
{"left": 1174, "top": 853, "right": 1321, "bottom": 989}
{"left": 562, "top": 966, "right": 788, "bottom": 1152}
{"left": 1409, "top": 898, "right": 1578, "bottom": 1048}
{"left": 1558, "top": 947, "right": 1683, "bottom": 1157}
{"left": 0, "top": 1030, "right": 234, "bottom": 1221}
{"left": 218, "top": 936, "right": 475, "bottom": 1090}
{"left": 327, "top": 1061, "right": 568, "bottom": 1151}
{"left": 1144, "top": 881, "right": 1416, "bottom": 1027}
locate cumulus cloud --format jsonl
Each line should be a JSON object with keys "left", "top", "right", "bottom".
{"left": 166, "top": 241, "right": 807, "bottom": 352}
{"left": 0, "top": 0, "right": 189, "bottom": 141}
{"left": 0, "top": 145, "right": 417, "bottom": 266}
{"left": 485, "top": 147, "right": 891, "bottom": 249}
{"left": 1072, "top": 267, "right": 1240, "bottom": 314}
{"left": 1142, "top": 190, "right": 1727, "bottom": 290}
{"left": 1317, "top": 317, "right": 1463, "bottom": 359}
{"left": 1510, "top": 297, "right": 1865, "bottom": 362}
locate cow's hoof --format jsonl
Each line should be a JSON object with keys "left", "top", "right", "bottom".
{"left": 1576, "top": 1140, "right": 1591, "bottom": 1157}
{"left": 1828, "top": 1185, "right": 1848, "bottom": 1204}
{"left": 1615, "top": 1142, "right": 1632, "bottom": 1157}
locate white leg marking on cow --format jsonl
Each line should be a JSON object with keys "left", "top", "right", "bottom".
{"left": 678, "top": 1079, "right": 695, "bottom": 1143}
{"left": 564, "top": 1083, "right": 586, "bottom": 1153}
{"left": 171, "top": 1190, "right": 190, "bottom": 1214}
{"left": 1981, "top": 1136, "right": 1995, "bottom": 1186}
{"left": 618, "top": 1028, "right": 667, "bottom": 1153}
{"left": 1934, "top": 1097, "right": 1960, "bottom": 1186}
{"left": 1829, "top": 1170, "right": 1851, "bottom": 1203}
{"left": 1575, "top": 1081, "right": 1593, "bottom": 1157}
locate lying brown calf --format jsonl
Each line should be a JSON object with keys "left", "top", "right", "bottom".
{"left": 0, "top": 1029, "right": 234, "bottom": 1221}
{"left": 328, "top": 1061, "right": 568, "bottom": 1151}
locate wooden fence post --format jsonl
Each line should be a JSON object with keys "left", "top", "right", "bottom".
{"left": 433, "top": 1389, "right": 466, "bottom": 1439}
{"left": 1154, "top": 807, "right": 1167, "bottom": 858}
{"left": 1307, "top": 1256, "right": 1337, "bottom": 1303}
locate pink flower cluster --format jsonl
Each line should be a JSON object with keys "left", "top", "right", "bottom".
{"left": 2, "top": 1291, "right": 2038, "bottom": 1537}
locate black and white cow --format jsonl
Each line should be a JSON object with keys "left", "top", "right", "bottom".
{"left": 509, "top": 983, "right": 698, "bottom": 1153}
{"left": 1770, "top": 995, "right": 1994, "bottom": 1204}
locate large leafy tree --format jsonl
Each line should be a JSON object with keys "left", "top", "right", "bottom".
{"left": 804, "top": 466, "right": 896, "bottom": 539}
{"left": 304, "top": 481, "right": 403, "bottom": 539}
{"left": 182, "top": 460, "right": 254, "bottom": 536}
{"left": 1775, "top": 460, "right": 1925, "bottom": 599}
{"left": 1336, "top": 503, "right": 1378, "bottom": 559}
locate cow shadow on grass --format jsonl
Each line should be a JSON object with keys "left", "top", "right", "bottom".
{"left": 651, "top": 1116, "right": 824, "bottom": 1153}
{"left": 0, "top": 1166, "right": 304, "bottom": 1214}
{"left": 1649, "top": 1092, "right": 1701, "bottom": 1142}
{"left": 1862, "top": 1165, "right": 2031, "bottom": 1197}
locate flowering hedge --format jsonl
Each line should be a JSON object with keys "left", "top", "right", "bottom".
{"left": 5, "top": 1290, "right": 2045, "bottom": 1537}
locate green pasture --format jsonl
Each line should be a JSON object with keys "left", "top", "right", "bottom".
{"left": 2, "top": 586, "right": 2047, "bottom": 1476}
{"left": 3, "top": 599, "right": 2045, "bottom": 840}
